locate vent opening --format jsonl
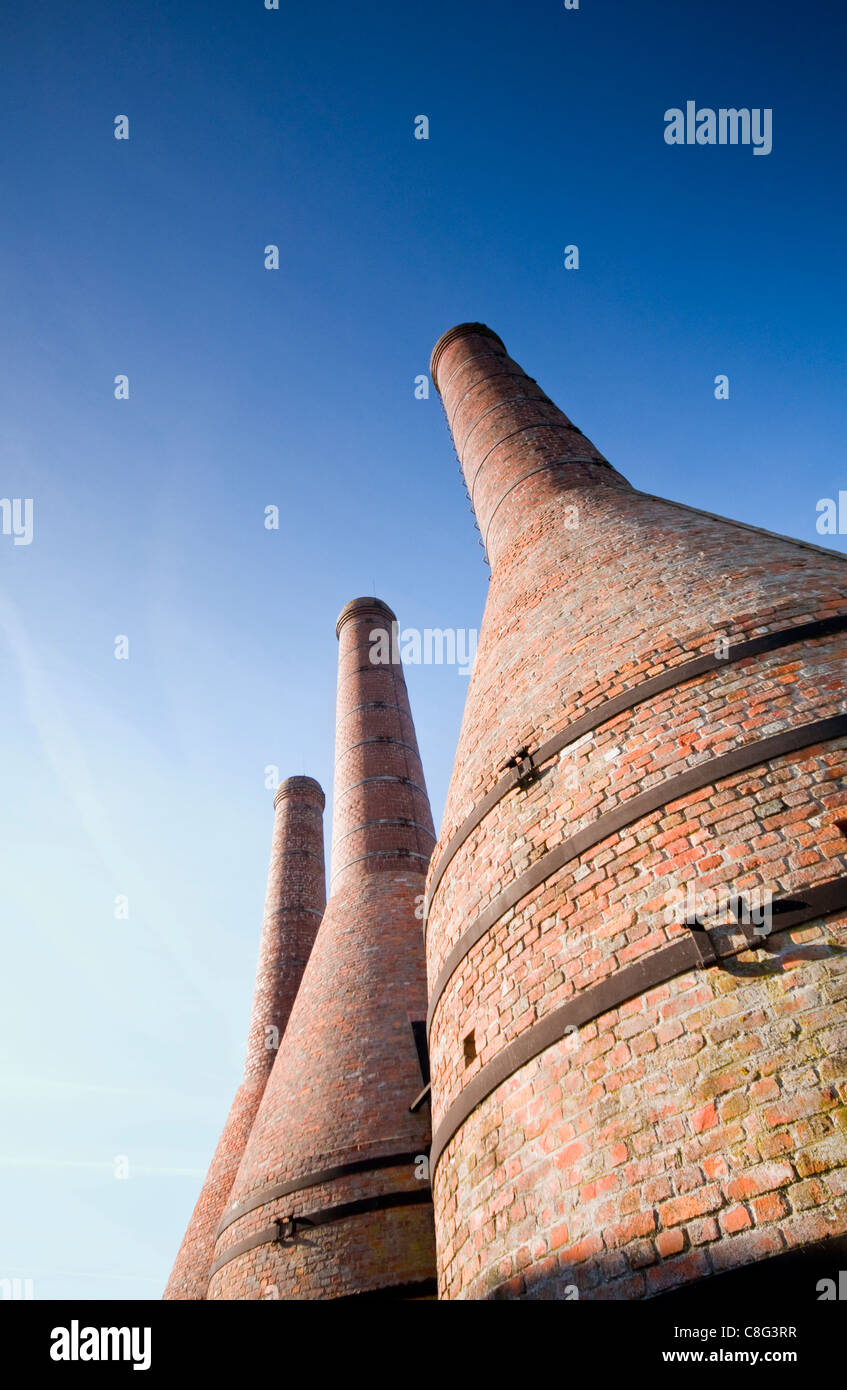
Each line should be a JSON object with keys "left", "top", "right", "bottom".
{"left": 410, "top": 1020, "right": 430, "bottom": 1086}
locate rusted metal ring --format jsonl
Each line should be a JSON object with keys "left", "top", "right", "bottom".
{"left": 428, "top": 876, "right": 847, "bottom": 1176}
{"left": 426, "top": 712, "right": 847, "bottom": 1032}
{"left": 424, "top": 614, "right": 847, "bottom": 927}
{"left": 209, "top": 1189, "right": 434, "bottom": 1281}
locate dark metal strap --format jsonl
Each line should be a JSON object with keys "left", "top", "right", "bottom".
{"left": 425, "top": 614, "right": 847, "bottom": 924}
{"left": 428, "top": 876, "right": 847, "bottom": 1175}
{"left": 331, "top": 1277, "right": 438, "bottom": 1301}
{"left": 438, "top": 351, "right": 512, "bottom": 401}
{"left": 217, "top": 1150, "right": 428, "bottom": 1237}
{"left": 264, "top": 903, "right": 324, "bottom": 917}
{"left": 469, "top": 423, "right": 590, "bottom": 502}
{"left": 338, "top": 775, "right": 429, "bottom": 799}
{"left": 209, "top": 1189, "right": 433, "bottom": 1281}
{"left": 684, "top": 918, "right": 719, "bottom": 967}
{"left": 331, "top": 848, "right": 431, "bottom": 882}
{"left": 448, "top": 371, "right": 530, "bottom": 433}
{"left": 458, "top": 392, "right": 556, "bottom": 459}
{"left": 333, "top": 817, "right": 436, "bottom": 847}
{"left": 343, "top": 738, "right": 425, "bottom": 757}
{"left": 340, "top": 701, "right": 411, "bottom": 720}
{"left": 482, "top": 456, "right": 613, "bottom": 551}
{"left": 427, "top": 713, "right": 847, "bottom": 1030}
{"left": 340, "top": 663, "right": 400, "bottom": 680}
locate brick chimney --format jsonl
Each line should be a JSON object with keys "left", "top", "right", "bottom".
{"left": 163, "top": 776, "right": 326, "bottom": 1299}
{"left": 208, "top": 600, "right": 437, "bottom": 1300}
{"left": 330, "top": 597, "right": 437, "bottom": 894}
{"left": 425, "top": 323, "right": 847, "bottom": 1299}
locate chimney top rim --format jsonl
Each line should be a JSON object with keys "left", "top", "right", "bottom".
{"left": 336, "top": 596, "right": 397, "bottom": 638}
{"left": 273, "top": 776, "right": 326, "bottom": 809}
{"left": 430, "top": 322, "right": 507, "bottom": 394}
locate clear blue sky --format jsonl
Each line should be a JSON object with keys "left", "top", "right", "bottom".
{"left": 1, "top": 0, "right": 845, "bottom": 1299}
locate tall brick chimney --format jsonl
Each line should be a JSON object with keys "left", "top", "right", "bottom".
{"left": 208, "top": 599, "right": 437, "bottom": 1300}
{"left": 426, "top": 323, "right": 847, "bottom": 1299}
{"left": 164, "top": 776, "right": 326, "bottom": 1299}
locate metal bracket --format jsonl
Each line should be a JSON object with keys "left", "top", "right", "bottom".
{"left": 274, "top": 1215, "right": 314, "bottom": 1244}
{"left": 502, "top": 746, "right": 538, "bottom": 787}
{"left": 409, "top": 1082, "right": 431, "bottom": 1113}
{"left": 681, "top": 915, "right": 718, "bottom": 966}
{"left": 727, "top": 894, "right": 809, "bottom": 952}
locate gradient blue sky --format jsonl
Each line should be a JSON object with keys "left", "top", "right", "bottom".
{"left": 1, "top": 0, "right": 845, "bottom": 1299}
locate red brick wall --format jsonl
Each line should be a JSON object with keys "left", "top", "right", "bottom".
{"left": 208, "top": 600, "right": 436, "bottom": 1299}
{"left": 331, "top": 597, "right": 436, "bottom": 894}
{"left": 426, "top": 323, "right": 847, "bottom": 1299}
{"left": 163, "top": 776, "right": 326, "bottom": 1299}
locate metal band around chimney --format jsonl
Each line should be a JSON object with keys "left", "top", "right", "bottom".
{"left": 333, "top": 818, "right": 437, "bottom": 847}
{"left": 469, "top": 422, "right": 587, "bottom": 500}
{"left": 217, "top": 1150, "right": 428, "bottom": 1237}
{"left": 424, "top": 614, "right": 847, "bottom": 926}
{"left": 264, "top": 904, "right": 324, "bottom": 918}
{"left": 337, "top": 776, "right": 430, "bottom": 799}
{"left": 426, "top": 711, "right": 847, "bottom": 1032}
{"left": 342, "top": 664, "right": 400, "bottom": 680}
{"left": 344, "top": 738, "right": 423, "bottom": 758}
{"left": 482, "top": 456, "right": 616, "bottom": 552}
{"left": 341, "top": 701, "right": 412, "bottom": 720}
{"left": 331, "top": 1277, "right": 438, "bottom": 1301}
{"left": 428, "top": 875, "right": 847, "bottom": 1176}
{"left": 209, "top": 1189, "right": 434, "bottom": 1281}
{"left": 439, "top": 350, "right": 509, "bottom": 399}
{"left": 332, "top": 849, "right": 432, "bottom": 882}
{"left": 430, "top": 324, "right": 507, "bottom": 394}
{"left": 448, "top": 371, "right": 529, "bottom": 432}
{"left": 457, "top": 392, "right": 557, "bottom": 457}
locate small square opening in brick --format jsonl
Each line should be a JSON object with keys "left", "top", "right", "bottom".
{"left": 463, "top": 1030, "right": 476, "bottom": 1067}
{"left": 836, "top": 819, "right": 847, "bottom": 838}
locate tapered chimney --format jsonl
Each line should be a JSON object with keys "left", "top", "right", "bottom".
{"left": 429, "top": 322, "right": 631, "bottom": 567}
{"left": 330, "top": 597, "right": 436, "bottom": 893}
{"left": 426, "top": 323, "right": 847, "bottom": 1300}
{"left": 164, "top": 776, "right": 326, "bottom": 1299}
{"left": 208, "top": 600, "right": 437, "bottom": 1300}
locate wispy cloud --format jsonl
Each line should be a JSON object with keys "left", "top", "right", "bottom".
{"left": 0, "top": 1155, "right": 204, "bottom": 1177}
{"left": 0, "top": 592, "right": 222, "bottom": 1006}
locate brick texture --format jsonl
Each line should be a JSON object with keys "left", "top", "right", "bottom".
{"left": 207, "top": 600, "right": 437, "bottom": 1299}
{"left": 164, "top": 776, "right": 326, "bottom": 1299}
{"left": 425, "top": 323, "right": 847, "bottom": 1299}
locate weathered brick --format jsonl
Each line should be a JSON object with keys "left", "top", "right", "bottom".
{"left": 167, "top": 323, "right": 847, "bottom": 1303}
{"left": 659, "top": 1186, "right": 723, "bottom": 1228}
{"left": 205, "top": 601, "right": 435, "bottom": 1299}
{"left": 656, "top": 1228, "right": 686, "bottom": 1257}
{"left": 424, "top": 326, "right": 847, "bottom": 1301}
{"left": 721, "top": 1205, "right": 753, "bottom": 1234}
{"left": 725, "top": 1162, "right": 795, "bottom": 1202}
{"left": 165, "top": 776, "right": 327, "bottom": 1299}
